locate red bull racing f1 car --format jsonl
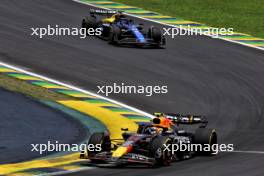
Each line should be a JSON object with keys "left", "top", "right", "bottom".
{"left": 82, "top": 9, "right": 166, "bottom": 48}
{"left": 80, "top": 113, "right": 217, "bottom": 167}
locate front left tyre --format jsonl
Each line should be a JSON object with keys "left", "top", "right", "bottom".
{"left": 148, "top": 26, "right": 165, "bottom": 47}
{"left": 80, "top": 132, "right": 111, "bottom": 160}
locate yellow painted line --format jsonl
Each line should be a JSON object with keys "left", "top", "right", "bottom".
{"left": 61, "top": 165, "right": 82, "bottom": 171}
{"left": 84, "top": 101, "right": 120, "bottom": 107}
{"left": 170, "top": 21, "right": 202, "bottom": 25}
{"left": 97, "top": 103, "right": 120, "bottom": 107}
{"left": 231, "top": 38, "right": 264, "bottom": 41}
{"left": 18, "top": 77, "right": 43, "bottom": 81}
{"left": 108, "top": 5, "right": 135, "bottom": 9}
{"left": 0, "top": 153, "right": 80, "bottom": 175}
{"left": 15, "top": 76, "right": 43, "bottom": 81}
{"left": 58, "top": 100, "right": 138, "bottom": 139}
{"left": 230, "top": 32, "right": 251, "bottom": 36}
{"left": 252, "top": 43, "right": 264, "bottom": 46}
{"left": 141, "top": 15, "right": 172, "bottom": 18}
{"left": 126, "top": 11, "right": 153, "bottom": 14}
{"left": 67, "top": 93, "right": 95, "bottom": 98}
{"left": 9, "top": 173, "right": 33, "bottom": 176}
{"left": 159, "top": 20, "right": 201, "bottom": 25}
{"left": 0, "top": 68, "right": 18, "bottom": 72}
{"left": 40, "top": 85, "right": 70, "bottom": 89}
{"left": 215, "top": 33, "right": 236, "bottom": 35}
{"left": 155, "top": 20, "right": 178, "bottom": 23}
{"left": 92, "top": 1, "right": 115, "bottom": 4}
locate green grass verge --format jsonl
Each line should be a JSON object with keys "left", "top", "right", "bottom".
{"left": 0, "top": 74, "right": 72, "bottom": 101}
{"left": 113, "top": 0, "right": 264, "bottom": 38}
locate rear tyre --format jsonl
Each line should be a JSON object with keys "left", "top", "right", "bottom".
{"left": 194, "top": 128, "right": 217, "bottom": 155}
{"left": 82, "top": 15, "right": 97, "bottom": 29}
{"left": 150, "top": 136, "right": 172, "bottom": 166}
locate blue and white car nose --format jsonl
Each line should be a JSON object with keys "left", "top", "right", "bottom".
{"left": 131, "top": 25, "right": 146, "bottom": 43}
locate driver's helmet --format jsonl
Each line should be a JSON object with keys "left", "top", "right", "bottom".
{"left": 146, "top": 127, "right": 157, "bottom": 135}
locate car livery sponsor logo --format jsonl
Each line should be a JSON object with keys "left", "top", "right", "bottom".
{"left": 131, "top": 154, "right": 148, "bottom": 161}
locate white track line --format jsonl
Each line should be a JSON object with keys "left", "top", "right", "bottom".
{"left": 0, "top": 61, "right": 154, "bottom": 118}
{"left": 37, "top": 167, "right": 94, "bottom": 176}
{"left": 227, "top": 150, "right": 264, "bottom": 154}
{"left": 73, "top": 0, "right": 264, "bottom": 52}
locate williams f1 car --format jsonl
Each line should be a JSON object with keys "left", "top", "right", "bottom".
{"left": 82, "top": 9, "right": 166, "bottom": 48}
{"left": 80, "top": 113, "right": 217, "bottom": 167}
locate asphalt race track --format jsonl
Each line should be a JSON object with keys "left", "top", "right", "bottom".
{"left": 0, "top": 0, "right": 264, "bottom": 175}
{"left": 0, "top": 88, "right": 86, "bottom": 164}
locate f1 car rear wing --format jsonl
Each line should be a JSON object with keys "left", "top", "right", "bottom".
{"left": 90, "top": 9, "right": 121, "bottom": 16}
{"left": 153, "top": 112, "right": 208, "bottom": 127}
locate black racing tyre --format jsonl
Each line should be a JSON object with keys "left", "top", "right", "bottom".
{"left": 194, "top": 128, "right": 217, "bottom": 155}
{"left": 108, "top": 26, "right": 121, "bottom": 44}
{"left": 82, "top": 15, "right": 97, "bottom": 29}
{"left": 148, "top": 26, "right": 162, "bottom": 42}
{"left": 150, "top": 136, "right": 172, "bottom": 166}
{"left": 87, "top": 132, "right": 111, "bottom": 157}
